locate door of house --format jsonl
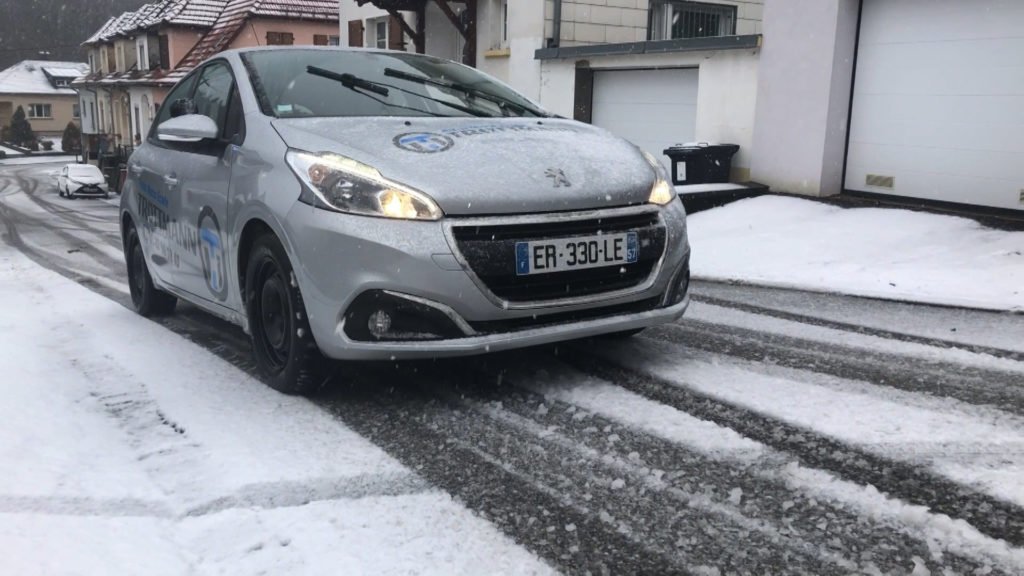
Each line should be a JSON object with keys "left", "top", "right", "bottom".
{"left": 846, "top": 0, "right": 1024, "bottom": 210}
{"left": 591, "top": 68, "right": 699, "bottom": 172}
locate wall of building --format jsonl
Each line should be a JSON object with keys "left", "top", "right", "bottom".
{"left": 78, "top": 89, "right": 98, "bottom": 134}
{"left": 539, "top": 47, "right": 760, "bottom": 178}
{"left": 231, "top": 18, "right": 341, "bottom": 49}
{"left": 749, "top": 0, "right": 858, "bottom": 196}
{"left": 0, "top": 94, "right": 80, "bottom": 137}
{"left": 166, "top": 27, "right": 205, "bottom": 68}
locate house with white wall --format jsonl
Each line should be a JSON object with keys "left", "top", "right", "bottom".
{"left": 343, "top": 0, "right": 1022, "bottom": 213}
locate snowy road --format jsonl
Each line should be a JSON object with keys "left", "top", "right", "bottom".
{"left": 2, "top": 161, "right": 1023, "bottom": 575}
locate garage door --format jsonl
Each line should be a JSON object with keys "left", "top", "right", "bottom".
{"left": 592, "top": 68, "right": 699, "bottom": 172}
{"left": 846, "top": 0, "right": 1024, "bottom": 210}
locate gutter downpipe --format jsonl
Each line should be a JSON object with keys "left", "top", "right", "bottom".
{"left": 549, "top": 0, "right": 562, "bottom": 48}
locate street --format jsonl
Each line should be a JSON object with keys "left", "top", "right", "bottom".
{"left": 2, "top": 160, "right": 1023, "bottom": 574}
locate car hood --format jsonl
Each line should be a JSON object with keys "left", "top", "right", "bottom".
{"left": 69, "top": 175, "right": 105, "bottom": 185}
{"left": 271, "top": 117, "right": 656, "bottom": 216}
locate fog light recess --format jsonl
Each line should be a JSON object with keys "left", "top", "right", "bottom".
{"left": 344, "top": 290, "right": 468, "bottom": 342}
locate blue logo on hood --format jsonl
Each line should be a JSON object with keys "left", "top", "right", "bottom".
{"left": 394, "top": 132, "right": 455, "bottom": 153}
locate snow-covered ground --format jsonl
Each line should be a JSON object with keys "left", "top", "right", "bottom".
{"left": 688, "top": 196, "right": 1024, "bottom": 312}
{"left": 0, "top": 245, "right": 555, "bottom": 576}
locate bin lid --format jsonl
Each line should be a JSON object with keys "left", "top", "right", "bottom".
{"left": 663, "top": 142, "right": 740, "bottom": 155}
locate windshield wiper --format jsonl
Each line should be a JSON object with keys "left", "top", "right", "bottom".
{"left": 306, "top": 65, "right": 486, "bottom": 118}
{"left": 383, "top": 67, "right": 544, "bottom": 117}
{"left": 308, "top": 66, "right": 389, "bottom": 96}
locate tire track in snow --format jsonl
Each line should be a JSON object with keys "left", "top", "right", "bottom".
{"left": 433, "top": 365, "right": 997, "bottom": 575}
{"left": 316, "top": 374, "right": 694, "bottom": 576}
{"left": 563, "top": 350, "right": 1024, "bottom": 549}
{"left": 656, "top": 320, "right": 1024, "bottom": 416}
{"left": 691, "top": 294, "right": 1024, "bottom": 362}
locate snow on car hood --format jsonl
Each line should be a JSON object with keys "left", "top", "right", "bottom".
{"left": 271, "top": 117, "right": 656, "bottom": 216}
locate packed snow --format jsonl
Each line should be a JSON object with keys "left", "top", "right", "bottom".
{"left": 0, "top": 245, "right": 555, "bottom": 576}
{"left": 687, "top": 196, "right": 1024, "bottom": 311}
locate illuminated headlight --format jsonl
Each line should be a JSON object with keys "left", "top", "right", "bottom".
{"left": 286, "top": 150, "right": 442, "bottom": 220}
{"left": 641, "top": 150, "right": 677, "bottom": 206}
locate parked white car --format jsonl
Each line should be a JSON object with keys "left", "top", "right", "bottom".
{"left": 57, "top": 164, "right": 109, "bottom": 199}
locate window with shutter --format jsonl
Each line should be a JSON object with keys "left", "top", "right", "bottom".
{"left": 314, "top": 34, "right": 329, "bottom": 46}
{"left": 266, "top": 32, "right": 294, "bottom": 45}
{"left": 348, "top": 20, "right": 364, "bottom": 47}
{"left": 158, "top": 35, "right": 170, "bottom": 70}
{"left": 388, "top": 15, "right": 405, "bottom": 51}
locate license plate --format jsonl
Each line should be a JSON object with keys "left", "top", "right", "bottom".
{"left": 515, "top": 232, "right": 638, "bottom": 276}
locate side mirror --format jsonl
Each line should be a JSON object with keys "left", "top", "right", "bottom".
{"left": 170, "top": 98, "right": 197, "bottom": 118}
{"left": 157, "top": 114, "right": 219, "bottom": 142}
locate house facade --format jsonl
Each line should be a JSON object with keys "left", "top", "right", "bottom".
{"left": 0, "top": 60, "right": 87, "bottom": 141}
{"left": 75, "top": 0, "right": 339, "bottom": 160}
{"left": 342, "top": 0, "right": 1023, "bottom": 213}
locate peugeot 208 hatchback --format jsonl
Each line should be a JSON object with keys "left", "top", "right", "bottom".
{"left": 122, "top": 47, "right": 691, "bottom": 394}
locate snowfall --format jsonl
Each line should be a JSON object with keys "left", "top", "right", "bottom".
{"left": 1, "top": 191, "right": 1022, "bottom": 574}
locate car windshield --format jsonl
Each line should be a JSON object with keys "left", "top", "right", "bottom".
{"left": 242, "top": 49, "right": 548, "bottom": 119}
{"left": 68, "top": 165, "right": 102, "bottom": 178}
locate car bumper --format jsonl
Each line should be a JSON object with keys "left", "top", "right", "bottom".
{"left": 71, "top": 186, "right": 108, "bottom": 197}
{"left": 286, "top": 201, "right": 690, "bottom": 361}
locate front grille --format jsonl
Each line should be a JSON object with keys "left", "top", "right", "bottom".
{"left": 451, "top": 210, "right": 666, "bottom": 303}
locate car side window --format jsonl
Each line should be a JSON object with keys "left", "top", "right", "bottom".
{"left": 193, "top": 63, "right": 234, "bottom": 139}
{"left": 149, "top": 72, "right": 199, "bottom": 141}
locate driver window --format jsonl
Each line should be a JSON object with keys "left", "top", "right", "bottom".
{"left": 193, "top": 63, "right": 234, "bottom": 139}
{"left": 150, "top": 73, "right": 198, "bottom": 139}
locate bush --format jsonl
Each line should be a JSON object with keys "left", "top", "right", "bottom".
{"left": 62, "top": 122, "right": 82, "bottom": 153}
{"left": 41, "top": 140, "right": 54, "bottom": 151}
{"left": 9, "top": 106, "right": 35, "bottom": 147}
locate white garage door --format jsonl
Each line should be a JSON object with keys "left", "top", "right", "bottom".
{"left": 592, "top": 68, "right": 699, "bottom": 172}
{"left": 846, "top": 0, "right": 1024, "bottom": 210}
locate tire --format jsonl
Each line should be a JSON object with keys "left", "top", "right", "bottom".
{"left": 245, "top": 234, "right": 327, "bottom": 395}
{"left": 125, "top": 224, "right": 177, "bottom": 317}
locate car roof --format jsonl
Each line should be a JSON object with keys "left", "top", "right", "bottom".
{"left": 217, "top": 46, "right": 438, "bottom": 59}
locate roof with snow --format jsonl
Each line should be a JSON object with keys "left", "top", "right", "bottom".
{"left": 78, "top": 0, "right": 339, "bottom": 87}
{"left": 0, "top": 60, "right": 88, "bottom": 96}
{"left": 83, "top": 0, "right": 231, "bottom": 45}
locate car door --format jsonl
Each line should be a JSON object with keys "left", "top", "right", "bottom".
{"left": 167, "top": 60, "right": 240, "bottom": 306}
{"left": 128, "top": 71, "right": 199, "bottom": 289}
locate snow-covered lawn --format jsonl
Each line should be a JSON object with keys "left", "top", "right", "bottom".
{"left": 688, "top": 196, "right": 1024, "bottom": 312}
{"left": 0, "top": 154, "right": 77, "bottom": 166}
{"left": 0, "top": 246, "right": 554, "bottom": 576}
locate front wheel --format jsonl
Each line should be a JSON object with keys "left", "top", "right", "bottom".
{"left": 125, "top": 224, "right": 177, "bottom": 316}
{"left": 245, "top": 234, "right": 327, "bottom": 395}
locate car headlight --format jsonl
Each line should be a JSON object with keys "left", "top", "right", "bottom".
{"left": 640, "top": 150, "right": 677, "bottom": 206}
{"left": 286, "top": 150, "right": 442, "bottom": 220}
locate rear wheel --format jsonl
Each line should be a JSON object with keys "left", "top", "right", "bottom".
{"left": 125, "top": 224, "right": 177, "bottom": 316}
{"left": 245, "top": 234, "right": 326, "bottom": 395}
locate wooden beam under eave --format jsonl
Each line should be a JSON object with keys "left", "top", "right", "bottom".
{"left": 415, "top": 4, "right": 427, "bottom": 54}
{"left": 432, "top": 0, "right": 467, "bottom": 38}
{"left": 463, "top": 0, "right": 477, "bottom": 67}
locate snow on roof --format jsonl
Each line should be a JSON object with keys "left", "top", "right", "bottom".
{"left": 42, "top": 67, "right": 85, "bottom": 78}
{"left": 82, "top": 0, "right": 230, "bottom": 45}
{"left": 0, "top": 60, "right": 88, "bottom": 95}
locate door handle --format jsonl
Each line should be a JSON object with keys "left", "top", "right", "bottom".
{"left": 163, "top": 175, "right": 179, "bottom": 187}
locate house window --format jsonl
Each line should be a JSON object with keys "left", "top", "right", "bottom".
{"left": 73, "top": 103, "right": 81, "bottom": 118}
{"left": 328, "top": 35, "right": 341, "bottom": 46}
{"left": 374, "top": 19, "right": 388, "bottom": 49}
{"left": 27, "top": 104, "right": 52, "bottom": 118}
{"left": 88, "top": 53, "right": 96, "bottom": 73}
{"left": 137, "top": 37, "right": 149, "bottom": 71}
{"left": 502, "top": 0, "right": 509, "bottom": 45}
{"left": 266, "top": 31, "right": 295, "bottom": 45}
{"left": 649, "top": 1, "right": 737, "bottom": 41}
{"left": 54, "top": 78, "right": 70, "bottom": 87}
{"left": 158, "top": 35, "right": 170, "bottom": 70}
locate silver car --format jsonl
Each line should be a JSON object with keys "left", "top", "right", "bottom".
{"left": 122, "top": 47, "right": 691, "bottom": 394}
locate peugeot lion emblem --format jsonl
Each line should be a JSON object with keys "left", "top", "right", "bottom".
{"left": 545, "top": 168, "right": 572, "bottom": 188}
